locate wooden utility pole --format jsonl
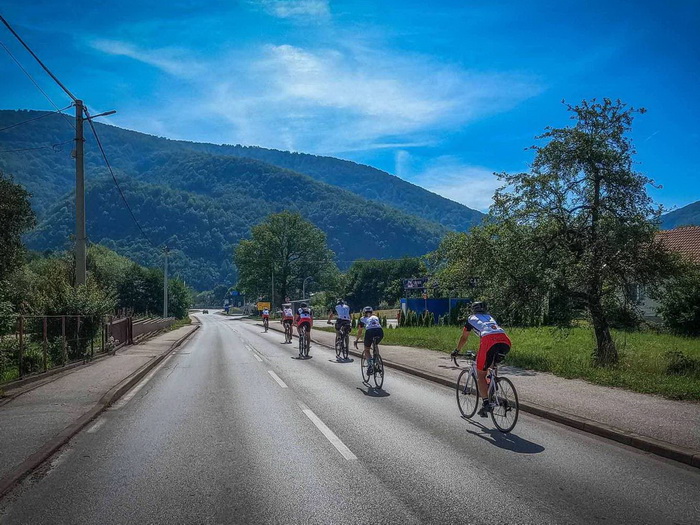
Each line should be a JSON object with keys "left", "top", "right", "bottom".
{"left": 75, "top": 100, "right": 86, "bottom": 286}
{"left": 163, "top": 246, "right": 169, "bottom": 318}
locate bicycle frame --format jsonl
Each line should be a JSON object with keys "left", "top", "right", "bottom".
{"left": 454, "top": 354, "right": 499, "bottom": 405}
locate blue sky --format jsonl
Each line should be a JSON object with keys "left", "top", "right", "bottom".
{"left": 1, "top": 0, "right": 698, "bottom": 212}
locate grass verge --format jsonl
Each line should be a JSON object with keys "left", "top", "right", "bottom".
{"left": 318, "top": 325, "right": 700, "bottom": 400}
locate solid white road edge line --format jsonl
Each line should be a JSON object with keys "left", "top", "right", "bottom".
{"left": 267, "top": 370, "right": 288, "bottom": 388}
{"left": 111, "top": 349, "right": 178, "bottom": 409}
{"left": 302, "top": 408, "right": 357, "bottom": 461}
{"left": 86, "top": 417, "right": 107, "bottom": 434}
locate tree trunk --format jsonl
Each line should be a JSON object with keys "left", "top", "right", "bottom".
{"left": 588, "top": 298, "right": 618, "bottom": 366}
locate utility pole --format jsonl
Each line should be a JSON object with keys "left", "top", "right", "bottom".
{"left": 163, "top": 246, "right": 169, "bottom": 318}
{"left": 271, "top": 265, "right": 275, "bottom": 309}
{"left": 75, "top": 100, "right": 86, "bottom": 286}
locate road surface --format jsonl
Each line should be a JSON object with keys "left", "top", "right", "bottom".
{"left": 2, "top": 313, "right": 698, "bottom": 524}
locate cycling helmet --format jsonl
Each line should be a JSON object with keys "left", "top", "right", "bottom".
{"left": 363, "top": 306, "right": 373, "bottom": 314}
{"left": 300, "top": 302, "right": 308, "bottom": 308}
{"left": 336, "top": 298, "right": 345, "bottom": 305}
{"left": 471, "top": 301, "right": 487, "bottom": 314}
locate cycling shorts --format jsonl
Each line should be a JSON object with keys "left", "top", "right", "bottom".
{"left": 335, "top": 319, "right": 351, "bottom": 331}
{"left": 477, "top": 333, "right": 511, "bottom": 371}
{"left": 297, "top": 320, "right": 312, "bottom": 330}
{"left": 262, "top": 315, "right": 269, "bottom": 319}
{"left": 363, "top": 327, "right": 384, "bottom": 347}
{"left": 282, "top": 319, "right": 293, "bottom": 325}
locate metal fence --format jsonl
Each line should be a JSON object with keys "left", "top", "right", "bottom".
{"left": 0, "top": 315, "right": 178, "bottom": 386}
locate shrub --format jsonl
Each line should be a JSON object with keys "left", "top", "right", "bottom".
{"left": 656, "top": 264, "right": 700, "bottom": 336}
{"left": 665, "top": 350, "right": 700, "bottom": 376}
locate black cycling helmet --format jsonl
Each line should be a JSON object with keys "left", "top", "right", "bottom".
{"left": 300, "top": 302, "right": 308, "bottom": 308}
{"left": 363, "top": 306, "right": 373, "bottom": 314}
{"left": 336, "top": 298, "right": 345, "bottom": 305}
{"left": 471, "top": 301, "right": 487, "bottom": 314}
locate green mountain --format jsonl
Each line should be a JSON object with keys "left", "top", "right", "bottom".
{"left": 661, "top": 201, "right": 700, "bottom": 229}
{"left": 1, "top": 110, "right": 469, "bottom": 289}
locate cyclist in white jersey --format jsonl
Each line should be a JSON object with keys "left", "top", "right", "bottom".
{"left": 327, "top": 299, "right": 351, "bottom": 332}
{"left": 355, "top": 306, "right": 384, "bottom": 375}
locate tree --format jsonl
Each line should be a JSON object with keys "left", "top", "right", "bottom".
{"left": 654, "top": 259, "right": 700, "bottom": 336}
{"left": 0, "top": 172, "right": 36, "bottom": 281}
{"left": 344, "top": 258, "right": 425, "bottom": 309}
{"left": 234, "top": 212, "right": 337, "bottom": 305}
{"left": 492, "top": 99, "right": 666, "bottom": 365}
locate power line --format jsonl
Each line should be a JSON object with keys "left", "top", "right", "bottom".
{"left": 0, "top": 106, "right": 72, "bottom": 132}
{"left": 0, "top": 139, "right": 72, "bottom": 153}
{"left": 84, "top": 109, "right": 159, "bottom": 249}
{"left": 0, "top": 16, "right": 76, "bottom": 101}
{"left": 0, "top": 39, "right": 75, "bottom": 131}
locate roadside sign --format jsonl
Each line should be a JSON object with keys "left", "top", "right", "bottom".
{"left": 256, "top": 301, "right": 271, "bottom": 311}
{"left": 403, "top": 277, "right": 428, "bottom": 289}
{"left": 231, "top": 290, "right": 240, "bottom": 296}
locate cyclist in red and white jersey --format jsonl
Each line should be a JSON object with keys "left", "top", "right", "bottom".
{"left": 452, "top": 302, "right": 511, "bottom": 417}
{"left": 281, "top": 303, "right": 294, "bottom": 343}
{"left": 295, "top": 302, "right": 313, "bottom": 348}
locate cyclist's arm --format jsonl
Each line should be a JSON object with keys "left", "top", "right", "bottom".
{"left": 355, "top": 322, "right": 364, "bottom": 343}
{"left": 327, "top": 311, "right": 335, "bottom": 322}
{"left": 454, "top": 326, "right": 470, "bottom": 353}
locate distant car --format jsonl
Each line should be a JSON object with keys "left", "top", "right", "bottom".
{"left": 203, "top": 309, "right": 209, "bottom": 314}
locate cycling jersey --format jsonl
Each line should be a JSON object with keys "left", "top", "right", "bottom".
{"left": 297, "top": 308, "right": 313, "bottom": 326}
{"left": 359, "top": 315, "right": 381, "bottom": 330}
{"left": 262, "top": 309, "right": 270, "bottom": 318}
{"left": 334, "top": 303, "right": 351, "bottom": 321}
{"left": 464, "top": 314, "right": 505, "bottom": 337}
{"left": 282, "top": 308, "right": 294, "bottom": 320}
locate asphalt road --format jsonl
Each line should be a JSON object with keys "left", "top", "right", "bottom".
{"left": 2, "top": 314, "right": 699, "bottom": 524}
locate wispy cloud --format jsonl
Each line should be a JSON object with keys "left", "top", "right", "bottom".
{"left": 89, "top": 39, "right": 204, "bottom": 78}
{"left": 398, "top": 153, "right": 503, "bottom": 212}
{"left": 90, "top": 37, "right": 542, "bottom": 154}
{"left": 255, "top": 0, "right": 330, "bottom": 20}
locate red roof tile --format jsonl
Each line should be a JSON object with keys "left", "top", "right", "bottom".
{"left": 656, "top": 226, "right": 700, "bottom": 263}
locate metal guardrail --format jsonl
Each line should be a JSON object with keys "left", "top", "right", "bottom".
{"left": 1, "top": 315, "right": 178, "bottom": 386}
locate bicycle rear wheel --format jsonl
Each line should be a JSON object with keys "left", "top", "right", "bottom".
{"left": 298, "top": 328, "right": 305, "bottom": 356}
{"left": 342, "top": 332, "right": 349, "bottom": 360}
{"left": 373, "top": 353, "right": 384, "bottom": 389}
{"left": 490, "top": 377, "right": 519, "bottom": 433}
{"left": 303, "top": 328, "right": 310, "bottom": 357}
{"left": 456, "top": 369, "right": 479, "bottom": 418}
{"left": 360, "top": 354, "right": 370, "bottom": 383}
{"left": 335, "top": 332, "right": 342, "bottom": 359}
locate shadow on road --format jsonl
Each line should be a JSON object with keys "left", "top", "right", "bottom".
{"left": 328, "top": 358, "right": 355, "bottom": 364}
{"left": 464, "top": 420, "right": 545, "bottom": 454}
{"left": 356, "top": 386, "right": 390, "bottom": 398}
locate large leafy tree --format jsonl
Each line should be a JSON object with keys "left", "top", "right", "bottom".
{"left": 344, "top": 258, "right": 426, "bottom": 309}
{"left": 492, "top": 99, "right": 667, "bottom": 365}
{"left": 234, "top": 212, "right": 337, "bottom": 305}
{"left": 0, "top": 172, "right": 36, "bottom": 281}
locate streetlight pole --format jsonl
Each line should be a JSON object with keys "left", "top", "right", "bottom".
{"left": 303, "top": 276, "right": 313, "bottom": 299}
{"left": 74, "top": 100, "right": 86, "bottom": 286}
{"left": 163, "top": 246, "right": 169, "bottom": 318}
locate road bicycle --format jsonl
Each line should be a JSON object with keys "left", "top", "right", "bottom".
{"left": 283, "top": 321, "right": 293, "bottom": 343}
{"left": 298, "top": 324, "right": 310, "bottom": 358}
{"left": 356, "top": 336, "right": 384, "bottom": 389}
{"left": 453, "top": 351, "right": 519, "bottom": 433}
{"left": 328, "top": 321, "right": 350, "bottom": 360}
{"left": 263, "top": 317, "right": 269, "bottom": 332}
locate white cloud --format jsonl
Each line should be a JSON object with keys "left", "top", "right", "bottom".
{"left": 90, "top": 39, "right": 204, "bottom": 78}
{"left": 90, "top": 37, "right": 542, "bottom": 154}
{"left": 405, "top": 155, "right": 504, "bottom": 212}
{"left": 256, "top": 1, "right": 330, "bottom": 20}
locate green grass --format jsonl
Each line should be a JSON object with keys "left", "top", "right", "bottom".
{"left": 318, "top": 325, "right": 700, "bottom": 400}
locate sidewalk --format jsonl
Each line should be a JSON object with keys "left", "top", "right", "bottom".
{"left": 254, "top": 320, "right": 700, "bottom": 466}
{"left": 0, "top": 323, "right": 199, "bottom": 495}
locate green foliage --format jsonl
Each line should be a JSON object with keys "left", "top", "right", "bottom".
{"left": 344, "top": 258, "right": 425, "bottom": 310}
{"left": 664, "top": 350, "right": 700, "bottom": 376}
{"left": 0, "top": 172, "right": 36, "bottom": 281}
{"left": 235, "top": 212, "right": 338, "bottom": 305}
{"left": 655, "top": 262, "right": 700, "bottom": 336}
{"left": 0, "top": 110, "right": 463, "bottom": 291}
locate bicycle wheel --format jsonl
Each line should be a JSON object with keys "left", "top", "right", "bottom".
{"left": 342, "top": 332, "right": 349, "bottom": 360}
{"left": 456, "top": 369, "right": 479, "bottom": 418}
{"left": 298, "top": 328, "right": 304, "bottom": 356}
{"left": 302, "top": 328, "right": 310, "bottom": 357}
{"left": 264, "top": 319, "right": 268, "bottom": 332}
{"left": 360, "top": 354, "right": 370, "bottom": 383}
{"left": 335, "top": 332, "right": 342, "bottom": 359}
{"left": 490, "top": 377, "right": 519, "bottom": 433}
{"left": 373, "top": 353, "right": 384, "bottom": 389}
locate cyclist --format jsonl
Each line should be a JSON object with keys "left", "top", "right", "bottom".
{"left": 354, "top": 306, "right": 383, "bottom": 375}
{"left": 451, "top": 301, "right": 511, "bottom": 417}
{"left": 327, "top": 298, "right": 351, "bottom": 335}
{"left": 295, "top": 302, "right": 313, "bottom": 350}
{"left": 281, "top": 303, "right": 294, "bottom": 343}
{"left": 261, "top": 307, "right": 270, "bottom": 330}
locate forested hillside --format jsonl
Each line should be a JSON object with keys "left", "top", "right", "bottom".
{"left": 661, "top": 201, "right": 700, "bottom": 229}
{"left": 0, "top": 110, "right": 484, "bottom": 230}
{"left": 0, "top": 109, "right": 477, "bottom": 289}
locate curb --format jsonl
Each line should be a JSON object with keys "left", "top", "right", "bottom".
{"left": 258, "top": 321, "right": 700, "bottom": 469}
{"left": 0, "top": 323, "right": 200, "bottom": 500}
